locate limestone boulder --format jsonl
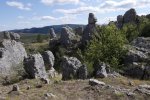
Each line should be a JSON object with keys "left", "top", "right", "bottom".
{"left": 0, "top": 39, "right": 27, "bottom": 76}
{"left": 24, "top": 53, "right": 48, "bottom": 79}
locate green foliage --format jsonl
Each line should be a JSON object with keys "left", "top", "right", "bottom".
{"left": 36, "top": 34, "right": 43, "bottom": 43}
{"left": 141, "top": 22, "right": 150, "bottom": 37}
{"left": 121, "top": 23, "right": 139, "bottom": 42}
{"left": 85, "top": 24, "right": 127, "bottom": 69}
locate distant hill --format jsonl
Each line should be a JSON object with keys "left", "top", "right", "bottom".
{"left": 10, "top": 24, "right": 85, "bottom": 34}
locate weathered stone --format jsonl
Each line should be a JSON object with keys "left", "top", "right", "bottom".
{"left": 117, "top": 15, "right": 123, "bottom": 28}
{"left": 81, "top": 13, "right": 98, "bottom": 46}
{"left": 41, "top": 78, "right": 50, "bottom": 84}
{"left": 124, "top": 63, "right": 145, "bottom": 79}
{"left": 139, "top": 84, "right": 150, "bottom": 90}
{"left": 3, "top": 31, "right": 10, "bottom": 39}
{"left": 88, "top": 13, "right": 97, "bottom": 24}
{"left": 60, "top": 27, "right": 76, "bottom": 46}
{"left": 93, "top": 60, "right": 107, "bottom": 78}
{"left": 89, "top": 79, "right": 105, "bottom": 86}
{"left": 61, "top": 56, "right": 82, "bottom": 80}
{"left": 77, "top": 64, "right": 88, "bottom": 79}
{"left": 12, "top": 84, "right": 19, "bottom": 91}
{"left": 47, "top": 67, "right": 56, "bottom": 78}
{"left": 10, "top": 32, "right": 20, "bottom": 41}
{"left": 42, "top": 50, "right": 55, "bottom": 69}
{"left": 24, "top": 53, "right": 48, "bottom": 79}
{"left": 49, "top": 28, "right": 56, "bottom": 39}
{"left": 0, "top": 39, "right": 27, "bottom": 76}
{"left": 123, "top": 37, "right": 150, "bottom": 79}
{"left": 124, "top": 8, "right": 137, "bottom": 23}
{"left": 124, "top": 49, "right": 148, "bottom": 64}
{"left": 131, "top": 37, "right": 150, "bottom": 51}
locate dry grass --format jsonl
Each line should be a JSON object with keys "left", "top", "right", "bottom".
{"left": 0, "top": 75, "right": 150, "bottom": 100}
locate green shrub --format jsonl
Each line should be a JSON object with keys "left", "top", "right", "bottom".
{"left": 85, "top": 24, "right": 127, "bottom": 69}
{"left": 121, "top": 23, "right": 139, "bottom": 42}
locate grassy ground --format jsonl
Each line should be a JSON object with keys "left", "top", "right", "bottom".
{"left": 0, "top": 75, "right": 150, "bottom": 100}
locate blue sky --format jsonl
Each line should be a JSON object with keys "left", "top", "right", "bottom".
{"left": 0, "top": 0, "right": 150, "bottom": 31}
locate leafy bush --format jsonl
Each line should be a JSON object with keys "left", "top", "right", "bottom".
{"left": 121, "top": 23, "right": 139, "bottom": 42}
{"left": 141, "top": 22, "right": 150, "bottom": 37}
{"left": 85, "top": 24, "right": 127, "bottom": 69}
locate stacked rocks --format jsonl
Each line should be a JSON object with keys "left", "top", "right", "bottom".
{"left": 81, "top": 13, "right": 98, "bottom": 46}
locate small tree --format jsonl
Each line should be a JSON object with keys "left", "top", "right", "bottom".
{"left": 85, "top": 24, "right": 127, "bottom": 69}
{"left": 36, "top": 34, "right": 43, "bottom": 43}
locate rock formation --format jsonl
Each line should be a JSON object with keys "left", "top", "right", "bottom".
{"left": 93, "top": 60, "right": 108, "bottom": 78}
{"left": 42, "top": 50, "right": 55, "bottom": 69}
{"left": 123, "top": 37, "right": 150, "bottom": 79}
{"left": 124, "top": 8, "right": 137, "bottom": 23}
{"left": 24, "top": 53, "right": 48, "bottom": 79}
{"left": 0, "top": 32, "right": 27, "bottom": 76}
{"left": 61, "top": 56, "right": 87, "bottom": 80}
{"left": 81, "top": 13, "right": 98, "bottom": 46}
{"left": 60, "top": 27, "right": 76, "bottom": 46}
{"left": 49, "top": 28, "right": 56, "bottom": 39}
{"left": 3, "top": 31, "right": 20, "bottom": 41}
{"left": 42, "top": 50, "right": 56, "bottom": 78}
{"left": 116, "top": 8, "right": 139, "bottom": 28}
{"left": 77, "top": 64, "right": 88, "bottom": 79}
{"left": 116, "top": 15, "right": 123, "bottom": 29}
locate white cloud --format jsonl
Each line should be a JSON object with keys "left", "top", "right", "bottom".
{"left": 17, "top": 21, "right": 31, "bottom": 24}
{"left": 55, "top": 0, "right": 150, "bottom": 15}
{"left": 6, "top": 1, "right": 31, "bottom": 11}
{"left": 41, "top": 0, "right": 81, "bottom": 5}
{"left": 41, "top": 16, "right": 57, "bottom": 20}
{"left": 17, "top": 16, "right": 24, "bottom": 19}
{"left": 55, "top": 6, "right": 125, "bottom": 14}
{"left": 100, "top": 0, "right": 136, "bottom": 8}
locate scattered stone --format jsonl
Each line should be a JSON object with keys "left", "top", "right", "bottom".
{"left": 138, "top": 84, "right": 150, "bottom": 90}
{"left": 126, "top": 92, "right": 136, "bottom": 97}
{"left": 49, "top": 28, "right": 56, "bottom": 39}
{"left": 41, "top": 78, "right": 50, "bottom": 84}
{"left": 12, "top": 84, "right": 19, "bottom": 91}
{"left": 24, "top": 53, "right": 48, "bottom": 79}
{"left": 93, "top": 60, "right": 107, "bottom": 78}
{"left": 47, "top": 67, "right": 56, "bottom": 78}
{"left": 89, "top": 79, "right": 105, "bottom": 86}
{"left": 36, "top": 84, "right": 43, "bottom": 88}
{"left": 44, "top": 93, "right": 56, "bottom": 99}
{"left": 128, "top": 80, "right": 134, "bottom": 86}
{"left": 26, "top": 85, "right": 31, "bottom": 90}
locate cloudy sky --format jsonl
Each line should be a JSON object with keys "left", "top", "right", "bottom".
{"left": 0, "top": 0, "right": 150, "bottom": 31}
